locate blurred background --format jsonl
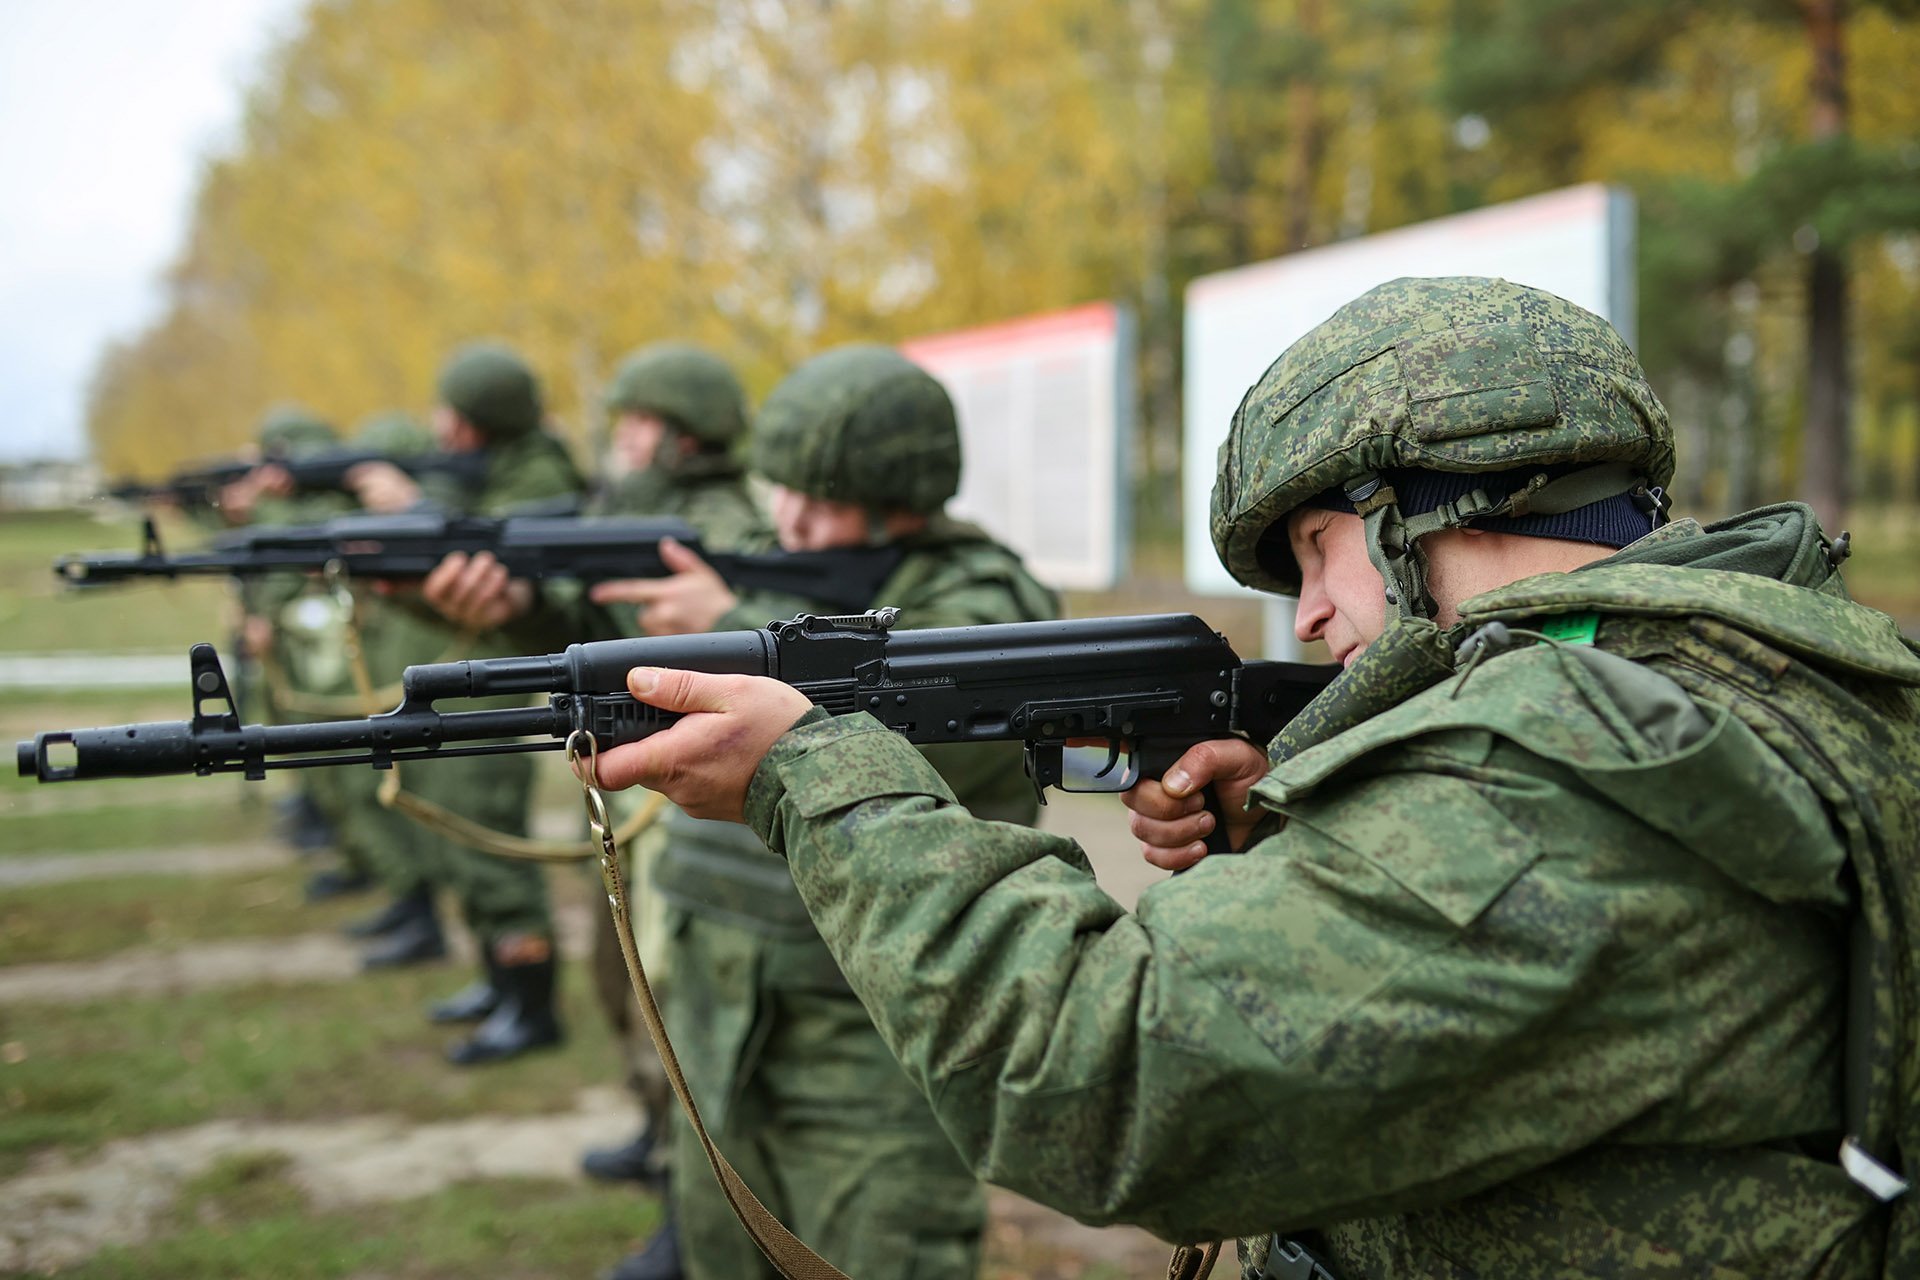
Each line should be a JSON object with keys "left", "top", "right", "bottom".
{"left": 1, "top": 2, "right": 1916, "bottom": 1277}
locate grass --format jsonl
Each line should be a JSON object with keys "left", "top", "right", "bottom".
{"left": 0, "top": 509, "right": 235, "bottom": 655}
{"left": 0, "top": 961, "right": 619, "bottom": 1179}
{"left": 0, "top": 866, "right": 366, "bottom": 965}
{"left": 63, "top": 1165, "right": 659, "bottom": 1280}
{"left": 0, "top": 795, "right": 274, "bottom": 857}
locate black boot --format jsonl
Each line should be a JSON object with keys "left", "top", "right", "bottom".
{"left": 581, "top": 1123, "right": 665, "bottom": 1185}
{"left": 602, "top": 1211, "right": 683, "bottom": 1280}
{"left": 428, "top": 953, "right": 502, "bottom": 1024}
{"left": 278, "top": 793, "right": 336, "bottom": 854}
{"left": 343, "top": 886, "right": 433, "bottom": 939}
{"left": 360, "top": 910, "right": 447, "bottom": 969}
{"left": 304, "top": 866, "right": 375, "bottom": 902}
{"left": 446, "top": 953, "right": 563, "bottom": 1066}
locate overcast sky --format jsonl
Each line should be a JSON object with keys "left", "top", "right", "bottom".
{"left": 0, "top": 0, "right": 306, "bottom": 463}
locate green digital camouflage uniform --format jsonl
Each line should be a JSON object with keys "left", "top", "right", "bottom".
{"left": 400, "top": 347, "right": 585, "bottom": 957}
{"left": 559, "top": 345, "right": 771, "bottom": 1167}
{"left": 326, "top": 413, "right": 453, "bottom": 906}
{"left": 711, "top": 285, "right": 1918, "bottom": 1278}
{"left": 237, "top": 408, "right": 361, "bottom": 867}
{"left": 657, "top": 347, "right": 1060, "bottom": 1280}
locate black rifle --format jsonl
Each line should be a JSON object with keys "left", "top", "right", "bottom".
{"left": 104, "top": 448, "right": 490, "bottom": 507}
{"left": 54, "top": 514, "right": 906, "bottom": 615}
{"left": 18, "top": 611, "right": 1337, "bottom": 816}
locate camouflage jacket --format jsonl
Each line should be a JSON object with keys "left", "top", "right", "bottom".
{"left": 374, "top": 431, "right": 584, "bottom": 694}
{"left": 474, "top": 430, "right": 584, "bottom": 515}
{"left": 653, "top": 516, "right": 1059, "bottom": 974}
{"left": 524, "top": 452, "right": 771, "bottom": 649}
{"left": 743, "top": 503, "right": 1920, "bottom": 1278}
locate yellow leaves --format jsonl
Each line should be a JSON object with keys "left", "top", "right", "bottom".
{"left": 82, "top": 0, "right": 1920, "bottom": 490}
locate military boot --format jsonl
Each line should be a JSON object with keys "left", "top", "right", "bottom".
{"left": 602, "top": 1207, "right": 683, "bottom": 1280}
{"left": 304, "top": 866, "right": 374, "bottom": 902}
{"left": 428, "top": 953, "right": 502, "bottom": 1024}
{"left": 445, "top": 944, "right": 563, "bottom": 1066}
{"left": 581, "top": 1122, "right": 665, "bottom": 1185}
{"left": 277, "top": 792, "right": 336, "bottom": 854}
{"left": 360, "top": 908, "right": 447, "bottom": 969}
{"left": 343, "top": 885, "right": 434, "bottom": 939}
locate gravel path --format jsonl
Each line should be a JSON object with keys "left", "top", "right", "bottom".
{"left": 0, "top": 1086, "right": 636, "bottom": 1273}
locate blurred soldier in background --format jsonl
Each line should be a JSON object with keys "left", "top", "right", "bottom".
{"left": 589, "top": 345, "right": 1059, "bottom": 1280}
{"left": 347, "top": 342, "right": 585, "bottom": 1064}
{"left": 328, "top": 412, "right": 464, "bottom": 960}
{"left": 595, "top": 279, "right": 1920, "bottom": 1280}
{"left": 216, "top": 406, "right": 365, "bottom": 897}
{"left": 424, "top": 342, "right": 771, "bottom": 1280}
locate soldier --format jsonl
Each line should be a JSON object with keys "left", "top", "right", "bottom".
{"left": 331, "top": 413, "right": 461, "bottom": 956}
{"left": 219, "top": 406, "right": 364, "bottom": 898}
{"left": 348, "top": 342, "right": 585, "bottom": 1064}
{"left": 593, "top": 345, "right": 1059, "bottom": 1280}
{"left": 592, "top": 280, "right": 1919, "bottom": 1278}
{"left": 423, "top": 342, "right": 770, "bottom": 1279}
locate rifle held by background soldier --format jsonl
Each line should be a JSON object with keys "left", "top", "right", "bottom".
{"left": 103, "top": 447, "right": 491, "bottom": 508}
{"left": 54, "top": 514, "right": 906, "bottom": 613}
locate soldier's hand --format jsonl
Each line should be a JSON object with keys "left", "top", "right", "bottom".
{"left": 589, "top": 538, "right": 737, "bottom": 636}
{"left": 241, "top": 614, "right": 275, "bottom": 659}
{"left": 345, "top": 461, "right": 422, "bottom": 512}
{"left": 252, "top": 464, "right": 296, "bottom": 499}
{"left": 421, "top": 551, "right": 531, "bottom": 630}
{"left": 596, "top": 667, "right": 813, "bottom": 822}
{"left": 1121, "top": 738, "right": 1271, "bottom": 871}
{"left": 217, "top": 475, "right": 261, "bottom": 524}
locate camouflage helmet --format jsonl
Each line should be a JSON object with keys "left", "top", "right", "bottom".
{"left": 603, "top": 343, "right": 749, "bottom": 447}
{"left": 752, "top": 345, "right": 960, "bottom": 514}
{"left": 256, "top": 404, "right": 339, "bottom": 458}
{"left": 436, "top": 342, "right": 542, "bottom": 440}
{"left": 353, "top": 411, "right": 433, "bottom": 456}
{"left": 1211, "top": 276, "right": 1674, "bottom": 616}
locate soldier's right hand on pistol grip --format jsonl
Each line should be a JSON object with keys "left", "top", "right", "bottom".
{"left": 1120, "top": 738, "right": 1270, "bottom": 871}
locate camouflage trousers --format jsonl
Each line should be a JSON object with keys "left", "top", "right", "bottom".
{"left": 328, "top": 765, "right": 432, "bottom": 896}
{"left": 665, "top": 912, "right": 985, "bottom": 1280}
{"left": 400, "top": 752, "right": 551, "bottom": 948}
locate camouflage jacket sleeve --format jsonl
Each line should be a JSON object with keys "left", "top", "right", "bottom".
{"left": 745, "top": 663, "right": 1848, "bottom": 1242}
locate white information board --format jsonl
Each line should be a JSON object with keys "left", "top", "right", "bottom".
{"left": 1182, "top": 183, "right": 1637, "bottom": 619}
{"left": 903, "top": 302, "right": 1134, "bottom": 591}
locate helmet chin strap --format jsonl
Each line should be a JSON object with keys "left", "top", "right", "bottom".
{"left": 1342, "top": 463, "right": 1650, "bottom": 622}
{"left": 1345, "top": 474, "right": 1435, "bottom": 621}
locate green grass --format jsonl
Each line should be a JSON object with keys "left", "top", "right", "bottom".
{"left": 63, "top": 1166, "right": 659, "bottom": 1280}
{"left": 0, "top": 796, "right": 273, "bottom": 856}
{"left": 0, "top": 509, "right": 235, "bottom": 655}
{"left": 0, "top": 866, "right": 367, "bottom": 965}
{"left": 0, "top": 963, "right": 619, "bottom": 1179}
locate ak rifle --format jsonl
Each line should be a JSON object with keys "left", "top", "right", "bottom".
{"left": 53, "top": 514, "right": 904, "bottom": 614}
{"left": 18, "top": 611, "right": 1338, "bottom": 821}
{"left": 104, "top": 448, "right": 490, "bottom": 507}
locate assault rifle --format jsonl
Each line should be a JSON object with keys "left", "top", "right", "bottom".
{"left": 17, "top": 611, "right": 1338, "bottom": 814}
{"left": 104, "top": 448, "right": 490, "bottom": 507}
{"left": 53, "top": 514, "right": 904, "bottom": 614}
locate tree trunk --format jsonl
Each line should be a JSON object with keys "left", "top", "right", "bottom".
{"left": 1796, "top": 0, "right": 1850, "bottom": 530}
{"left": 1282, "top": 0, "right": 1324, "bottom": 252}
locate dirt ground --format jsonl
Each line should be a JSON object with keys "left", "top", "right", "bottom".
{"left": 0, "top": 791, "right": 1182, "bottom": 1276}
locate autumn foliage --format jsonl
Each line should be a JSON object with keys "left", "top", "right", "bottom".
{"left": 86, "top": 0, "right": 1920, "bottom": 523}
